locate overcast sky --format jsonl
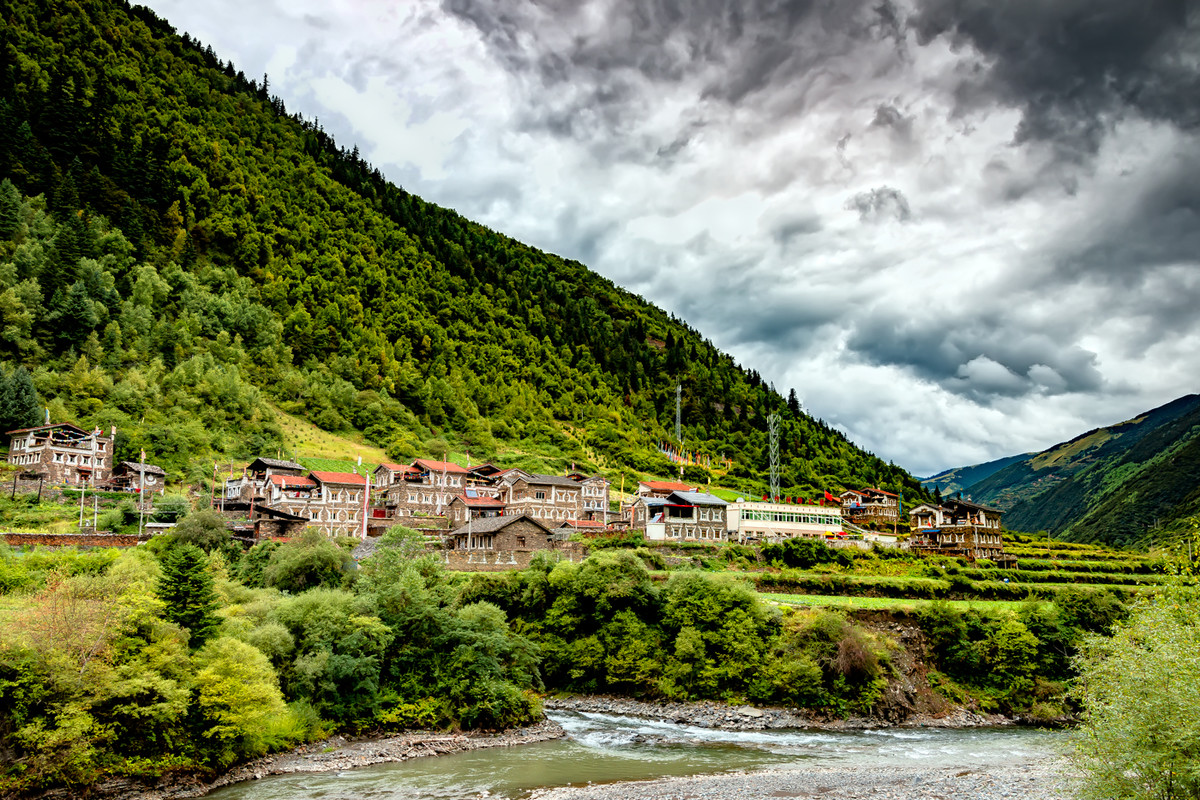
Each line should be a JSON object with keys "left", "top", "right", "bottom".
{"left": 142, "top": 0, "right": 1200, "bottom": 477}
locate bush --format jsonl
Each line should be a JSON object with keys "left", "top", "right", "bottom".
{"left": 761, "top": 537, "right": 837, "bottom": 569}
{"left": 1071, "top": 585, "right": 1200, "bottom": 800}
{"left": 170, "top": 509, "right": 232, "bottom": 553}
{"left": 262, "top": 530, "right": 354, "bottom": 592}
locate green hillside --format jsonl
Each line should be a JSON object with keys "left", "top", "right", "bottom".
{"left": 920, "top": 452, "right": 1031, "bottom": 496}
{"left": 963, "top": 395, "right": 1200, "bottom": 545}
{"left": 0, "top": 0, "right": 928, "bottom": 503}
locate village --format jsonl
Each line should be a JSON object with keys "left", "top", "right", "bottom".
{"left": 3, "top": 420, "right": 1017, "bottom": 569}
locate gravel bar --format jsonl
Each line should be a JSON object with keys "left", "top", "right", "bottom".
{"left": 530, "top": 759, "right": 1074, "bottom": 800}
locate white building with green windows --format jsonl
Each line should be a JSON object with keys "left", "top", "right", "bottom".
{"left": 726, "top": 500, "right": 843, "bottom": 542}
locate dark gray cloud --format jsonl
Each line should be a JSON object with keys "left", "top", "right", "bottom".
{"left": 1062, "top": 152, "right": 1200, "bottom": 280}
{"left": 909, "top": 0, "right": 1200, "bottom": 158}
{"left": 845, "top": 312, "right": 1106, "bottom": 402}
{"left": 443, "top": 0, "right": 906, "bottom": 143}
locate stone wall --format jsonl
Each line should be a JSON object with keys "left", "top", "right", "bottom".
{"left": 442, "top": 541, "right": 587, "bottom": 572}
{"left": 1, "top": 531, "right": 147, "bottom": 548}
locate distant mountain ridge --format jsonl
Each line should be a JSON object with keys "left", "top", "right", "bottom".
{"left": 920, "top": 453, "right": 1031, "bottom": 496}
{"left": 938, "top": 395, "right": 1200, "bottom": 546}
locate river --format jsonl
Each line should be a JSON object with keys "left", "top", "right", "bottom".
{"left": 205, "top": 711, "right": 1064, "bottom": 800}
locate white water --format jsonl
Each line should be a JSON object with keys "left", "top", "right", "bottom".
{"left": 205, "top": 711, "right": 1063, "bottom": 800}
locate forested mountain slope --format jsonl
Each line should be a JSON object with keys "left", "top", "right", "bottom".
{"left": 964, "top": 395, "right": 1200, "bottom": 545}
{"left": 0, "top": 0, "right": 926, "bottom": 501}
{"left": 920, "top": 452, "right": 1030, "bottom": 497}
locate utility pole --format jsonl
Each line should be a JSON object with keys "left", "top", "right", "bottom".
{"left": 767, "top": 413, "right": 780, "bottom": 503}
{"left": 78, "top": 479, "right": 87, "bottom": 528}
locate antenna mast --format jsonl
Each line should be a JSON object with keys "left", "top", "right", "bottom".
{"left": 767, "top": 413, "right": 780, "bottom": 502}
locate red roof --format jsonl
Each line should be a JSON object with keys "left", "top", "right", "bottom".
{"left": 561, "top": 519, "right": 605, "bottom": 528}
{"left": 860, "top": 487, "right": 898, "bottom": 497}
{"left": 640, "top": 480, "right": 697, "bottom": 492}
{"left": 412, "top": 458, "right": 469, "bottom": 474}
{"left": 309, "top": 471, "right": 367, "bottom": 486}
{"left": 375, "top": 462, "right": 408, "bottom": 472}
{"left": 268, "top": 475, "right": 316, "bottom": 488}
{"left": 456, "top": 494, "right": 505, "bottom": 507}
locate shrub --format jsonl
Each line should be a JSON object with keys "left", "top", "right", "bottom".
{"left": 1071, "top": 586, "right": 1200, "bottom": 800}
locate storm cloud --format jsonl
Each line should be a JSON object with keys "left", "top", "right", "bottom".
{"left": 143, "top": 0, "right": 1200, "bottom": 476}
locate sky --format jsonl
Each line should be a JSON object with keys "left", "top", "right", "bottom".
{"left": 141, "top": 0, "right": 1200, "bottom": 477}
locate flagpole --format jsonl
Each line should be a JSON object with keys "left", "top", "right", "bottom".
{"left": 138, "top": 450, "right": 146, "bottom": 538}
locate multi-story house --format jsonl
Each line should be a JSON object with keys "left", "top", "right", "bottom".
{"left": 303, "top": 471, "right": 369, "bottom": 537}
{"left": 6, "top": 423, "right": 113, "bottom": 485}
{"left": 384, "top": 458, "right": 471, "bottom": 515}
{"left": 840, "top": 487, "right": 900, "bottom": 526}
{"left": 638, "top": 490, "right": 728, "bottom": 542}
{"left": 636, "top": 480, "right": 698, "bottom": 499}
{"left": 223, "top": 457, "right": 307, "bottom": 503}
{"left": 372, "top": 462, "right": 412, "bottom": 490}
{"left": 498, "top": 471, "right": 584, "bottom": 524}
{"left": 576, "top": 475, "right": 611, "bottom": 521}
{"left": 908, "top": 498, "right": 1014, "bottom": 564}
{"left": 447, "top": 492, "right": 507, "bottom": 527}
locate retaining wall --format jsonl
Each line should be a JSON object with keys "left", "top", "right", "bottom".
{"left": 1, "top": 531, "right": 148, "bottom": 548}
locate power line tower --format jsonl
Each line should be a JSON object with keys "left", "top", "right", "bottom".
{"left": 767, "top": 413, "right": 780, "bottom": 502}
{"left": 675, "top": 384, "right": 682, "bottom": 444}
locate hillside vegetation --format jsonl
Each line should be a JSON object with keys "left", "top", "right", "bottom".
{"left": 0, "top": 0, "right": 926, "bottom": 504}
{"left": 940, "top": 395, "right": 1200, "bottom": 546}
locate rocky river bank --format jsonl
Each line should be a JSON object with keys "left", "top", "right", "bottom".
{"left": 543, "top": 694, "right": 1012, "bottom": 731}
{"left": 34, "top": 695, "right": 1032, "bottom": 800}
{"left": 23, "top": 719, "right": 565, "bottom": 800}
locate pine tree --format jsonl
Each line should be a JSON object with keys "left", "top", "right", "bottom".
{"left": 0, "top": 365, "right": 42, "bottom": 432}
{"left": 787, "top": 388, "right": 801, "bottom": 416}
{"left": 55, "top": 281, "right": 98, "bottom": 347}
{"left": 0, "top": 178, "right": 19, "bottom": 238}
{"left": 157, "top": 544, "right": 220, "bottom": 648}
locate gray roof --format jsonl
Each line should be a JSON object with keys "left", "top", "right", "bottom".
{"left": 449, "top": 514, "right": 551, "bottom": 537}
{"left": 668, "top": 491, "right": 728, "bottom": 506}
{"left": 249, "top": 457, "right": 307, "bottom": 472}
{"left": 944, "top": 498, "right": 1004, "bottom": 514}
{"left": 518, "top": 473, "right": 583, "bottom": 489}
{"left": 116, "top": 461, "right": 166, "bottom": 476}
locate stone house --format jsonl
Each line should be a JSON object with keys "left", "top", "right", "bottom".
{"left": 223, "top": 457, "right": 307, "bottom": 503}
{"left": 372, "top": 462, "right": 412, "bottom": 490}
{"left": 447, "top": 514, "right": 552, "bottom": 552}
{"left": 577, "top": 474, "right": 611, "bottom": 521}
{"left": 498, "top": 472, "right": 584, "bottom": 524}
{"left": 384, "top": 458, "right": 471, "bottom": 515}
{"left": 636, "top": 479, "right": 698, "bottom": 499}
{"left": 447, "top": 492, "right": 507, "bottom": 527}
{"left": 908, "top": 499, "right": 1014, "bottom": 564}
{"left": 304, "top": 471, "right": 369, "bottom": 537}
{"left": 105, "top": 461, "right": 166, "bottom": 492}
{"left": 840, "top": 487, "right": 900, "bottom": 526}
{"left": 641, "top": 490, "right": 728, "bottom": 542}
{"left": 5, "top": 423, "right": 113, "bottom": 485}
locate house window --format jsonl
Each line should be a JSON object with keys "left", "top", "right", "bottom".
{"left": 535, "top": 491, "right": 545, "bottom": 500}
{"left": 516, "top": 536, "right": 526, "bottom": 547}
